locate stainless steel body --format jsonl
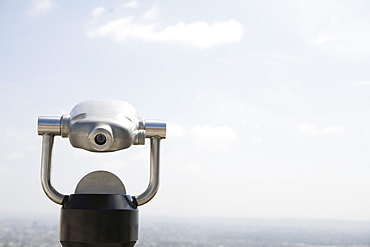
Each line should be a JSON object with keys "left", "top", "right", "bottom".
{"left": 68, "top": 100, "right": 142, "bottom": 152}
{"left": 38, "top": 99, "right": 166, "bottom": 206}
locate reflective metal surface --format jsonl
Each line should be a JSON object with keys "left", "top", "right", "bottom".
{"left": 136, "top": 137, "right": 161, "bottom": 206}
{"left": 133, "top": 130, "right": 146, "bottom": 145}
{"left": 38, "top": 116, "right": 61, "bottom": 135}
{"left": 38, "top": 99, "right": 166, "bottom": 206}
{"left": 60, "top": 114, "right": 70, "bottom": 138}
{"left": 143, "top": 119, "right": 166, "bottom": 139}
{"left": 67, "top": 100, "right": 143, "bottom": 152}
{"left": 40, "top": 134, "right": 65, "bottom": 204}
{"left": 75, "top": 171, "right": 126, "bottom": 195}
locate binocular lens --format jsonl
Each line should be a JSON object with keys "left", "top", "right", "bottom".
{"left": 94, "top": 134, "right": 107, "bottom": 145}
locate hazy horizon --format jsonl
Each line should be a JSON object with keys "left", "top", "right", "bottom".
{"left": 1, "top": 215, "right": 370, "bottom": 247}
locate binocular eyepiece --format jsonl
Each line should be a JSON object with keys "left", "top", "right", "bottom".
{"left": 94, "top": 133, "right": 107, "bottom": 145}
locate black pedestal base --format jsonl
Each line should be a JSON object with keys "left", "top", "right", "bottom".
{"left": 60, "top": 194, "right": 138, "bottom": 247}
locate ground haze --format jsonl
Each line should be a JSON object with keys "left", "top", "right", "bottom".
{"left": 0, "top": 216, "right": 369, "bottom": 247}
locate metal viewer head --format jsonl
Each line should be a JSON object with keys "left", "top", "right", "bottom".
{"left": 37, "top": 99, "right": 166, "bottom": 206}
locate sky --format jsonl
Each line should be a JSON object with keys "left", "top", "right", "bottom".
{"left": 1, "top": 0, "right": 370, "bottom": 222}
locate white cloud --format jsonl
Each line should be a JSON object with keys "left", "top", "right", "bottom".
{"left": 167, "top": 123, "right": 186, "bottom": 139}
{"left": 30, "top": 0, "right": 54, "bottom": 16}
{"left": 4, "top": 152, "right": 25, "bottom": 162}
{"left": 87, "top": 17, "right": 243, "bottom": 49}
{"left": 191, "top": 125, "right": 237, "bottom": 150}
{"left": 158, "top": 20, "right": 243, "bottom": 48}
{"left": 1, "top": 127, "right": 33, "bottom": 144}
{"left": 352, "top": 81, "right": 370, "bottom": 86}
{"left": 297, "top": 123, "right": 317, "bottom": 133}
{"left": 284, "top": 0, "right": 370, "bottom": 59}
{"left": 122, "top": 1, "right": 138, "bottom": 9}
{"left": 319, "top": 125, "right": 345, "bottom": 135}
{"left": 251, "top": 136, "right": 264, "bottom": 144}
{"left": 142, "top": 4, "right": 159, "bottom": 20}
{"left": 312, "top": 36, "right": 330, "bottom": 44}
{"left": 181, "top": 162, "right": 204, "bottom": 174}
{"left": 297, "top": 123, "right": 345, "bottom": 135}
{"left": 92, "top": 7, "right": 106, "bottom": 18}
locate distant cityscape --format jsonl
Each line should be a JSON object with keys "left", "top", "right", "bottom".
{"left": 0, "top": 216, "right": 369, "bottom": 247}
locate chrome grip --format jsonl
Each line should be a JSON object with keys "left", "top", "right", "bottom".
{"left": 40, "top": 134, "right": 65, "bottom": 204}
{"left": 135, "top": 137, "right": 161, "bottom": 206}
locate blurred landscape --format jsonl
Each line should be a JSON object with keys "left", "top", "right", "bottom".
{"left": 0, "top": 216, "right": 369, "bottom": 247}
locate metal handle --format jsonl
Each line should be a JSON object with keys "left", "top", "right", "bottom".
{"left": 135, "top": 137, "right": 161, "bottom": 206}
{"left": 40, "top": 134, "right": 163, "bottom": 206}
{"left": 40, "top": 134, "right": 65, "bottom": 204}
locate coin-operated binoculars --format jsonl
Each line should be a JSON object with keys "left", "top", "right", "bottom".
{"left": 38, "top": 100, "right": 166, "bottom": 247}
